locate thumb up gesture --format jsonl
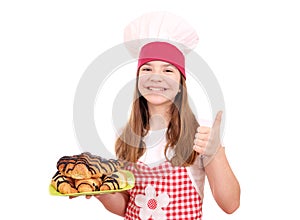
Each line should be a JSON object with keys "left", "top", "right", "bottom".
{"left": 193, "top": 111, "right": 223, "bottom": 165}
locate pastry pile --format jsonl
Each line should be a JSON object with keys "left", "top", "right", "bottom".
{"left": 51, "top": 152, "right": 127, "bottom": 194}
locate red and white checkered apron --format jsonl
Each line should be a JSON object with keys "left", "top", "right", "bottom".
{"left": 125, "top": 161, "right": 202, "bottom": 220}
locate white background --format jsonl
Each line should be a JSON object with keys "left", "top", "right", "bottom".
{"left": 1, "top": 0, "right": 299, "bottom": 219}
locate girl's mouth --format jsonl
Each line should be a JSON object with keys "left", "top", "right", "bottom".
{"left": 147, "top": 87, "right": 167, "bottom": 91}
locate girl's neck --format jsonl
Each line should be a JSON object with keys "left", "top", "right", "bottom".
{"left": 148, "top": 103, "right": 171, "bottom": 130}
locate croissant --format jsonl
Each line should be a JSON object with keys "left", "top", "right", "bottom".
{"left": 51, "top": 171, "right": 78, "bottom": 194}
{"left": 56, "top": 155, "right": 77, "bottom": 177}
{"left": 57, "top": 152, "right": 123, "bottom": 179}
{"left": 75, "top": 178, "right": 102, "bottom": 193}
{"left": 100, "top": 170, "right": 127, "bottom": 191}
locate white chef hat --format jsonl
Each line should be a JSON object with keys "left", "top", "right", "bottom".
{"left": 124, "top": 11, "right": 199, "bottom": 79}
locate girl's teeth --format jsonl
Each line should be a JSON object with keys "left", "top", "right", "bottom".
{"left": 149, "top": 87, "right": 165, "bottom": 91}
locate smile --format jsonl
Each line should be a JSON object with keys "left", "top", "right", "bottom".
{"left": 147, "top": 87, "right": 167, "bottom": 91}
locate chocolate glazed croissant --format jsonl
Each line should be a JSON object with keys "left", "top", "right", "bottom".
{"left": 78, "top": 152, "right": 123, "bottom": 176}
{"left": 100, "top": 170, "right": 127, "bottom": 191}
{"left": 75, "top": 178, "right": 102, "bottom": 193}
{"left": 57, "top": 152, "right": 123, "bottom": 179}
{"left": 51, "top": 171, "right": 78, "bottom": 194}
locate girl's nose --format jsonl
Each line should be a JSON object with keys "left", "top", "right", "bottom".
{"left": 149, "top": 73, "right": 163, "bottom": 82}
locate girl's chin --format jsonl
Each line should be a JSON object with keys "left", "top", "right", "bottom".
{"left": 144, "top": 94, "right": 173, "bottom": 105}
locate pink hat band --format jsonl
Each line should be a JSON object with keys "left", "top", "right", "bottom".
{"left": 137, "top": 42, "right": 186, "bottom": 79}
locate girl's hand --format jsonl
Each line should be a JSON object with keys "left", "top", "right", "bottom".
{"left": 69, "top": 195, "right": 92, "bottom": 199}
{"left": 193, "top": 111, "right": 223, "bottom": 156}
{"left": 69, "top": 193, "right": 116, "bottom": 200}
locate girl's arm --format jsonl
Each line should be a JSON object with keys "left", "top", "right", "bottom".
{"left": 93, "top": 191, "right": 129, "bottom": 217}
{"left": 193, "top": 111, "right": 240, "bottom": 213}
{"left": 205, "top": 146, "right": 240, "bottom": 214}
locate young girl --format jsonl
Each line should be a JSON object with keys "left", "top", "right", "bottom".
{"left": 91, "top": 41, "right": 240, "bottom": 219}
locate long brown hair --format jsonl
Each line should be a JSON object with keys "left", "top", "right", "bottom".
{"left": 115, "top": 75, "right": 199, "bottom": 167}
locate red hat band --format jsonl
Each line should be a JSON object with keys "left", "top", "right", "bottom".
{"left": 137, "top": 42, "right": 186, "bottom": 79}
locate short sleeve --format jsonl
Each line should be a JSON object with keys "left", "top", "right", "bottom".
{"left": 186, "top": 155, "right": 206, "bottom": 200}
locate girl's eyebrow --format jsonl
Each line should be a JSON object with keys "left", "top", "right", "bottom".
{"left": 162, "top": 64, "right": 175, "bottom": 68}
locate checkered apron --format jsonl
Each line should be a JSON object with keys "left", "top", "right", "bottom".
{"left": 124, "top": 161, "right": 202, "bottom": 220}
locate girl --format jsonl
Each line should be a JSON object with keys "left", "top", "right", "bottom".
{"left": 91, "top": 41, "right": 240, "bottom": 219}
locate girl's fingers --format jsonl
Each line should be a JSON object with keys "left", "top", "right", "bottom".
{"left": 194, "top": 133, "right": 209, "bottom": 141}
{"left": 194, "top": 138, "right": 207, "bottom": 147}
{"left": 194, "top": 111, "right": 223, "bottom": 157}
{"left": 197, "top": 126, "right": 211, "bottom": 134}
{"left": 69, "top": 195, "right": 92, "bottom": 199}
{"left": 193, "top": 145, "right": 205, "bottom": 154}
{"left": 212, "top": 111, "right": 222, "bottom": 131}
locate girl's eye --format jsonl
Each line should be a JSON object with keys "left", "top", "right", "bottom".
{"left": 141, "top": 68, "right": 151, "bottom": 71}
{"left": 165, "top": 69, "right": 174, "bottom": 73}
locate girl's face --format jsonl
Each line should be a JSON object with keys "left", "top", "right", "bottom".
{"left": 138, "top": 60, "right": 181, "bottom": 107}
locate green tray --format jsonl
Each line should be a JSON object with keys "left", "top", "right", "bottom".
{"left": 49, "top": 170, "right": 135, "bottom": 196}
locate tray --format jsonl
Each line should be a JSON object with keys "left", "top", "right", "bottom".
{"left": 49, "top": 170, "right": 135, "bottom": 196}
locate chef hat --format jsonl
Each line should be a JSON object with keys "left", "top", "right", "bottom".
{"left": 124, "top": 11, "right": 199, "bottom": 79}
